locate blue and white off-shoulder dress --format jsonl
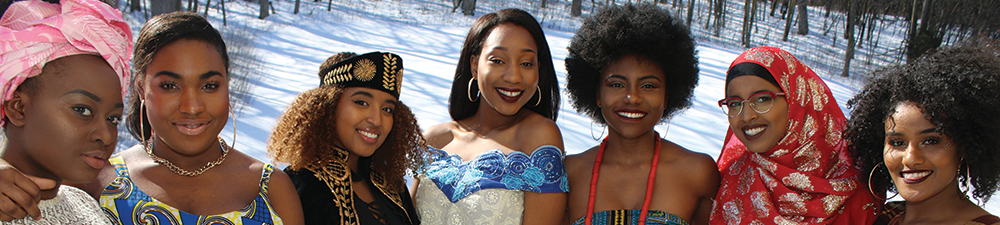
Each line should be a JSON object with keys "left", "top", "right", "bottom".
{"left": 414, "top": 145, "right": 569, "bottom": 224}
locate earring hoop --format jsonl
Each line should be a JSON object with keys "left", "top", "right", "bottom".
{"left": 228, "top": 107, "right": 237, "bottom": 149}
{"left": 140, "top": 100, "right": 148, "bottom": 148}
{"left": 467, "top": 78, "right": 479, "bottom": 102}
{"left": 869, "top": 162, "right": 899, "bottom": 201}
{"left": 590, "top": 120, "right": 606, "bottom": 141}
{"left": 662, "top": 119, "right": 671, "bottom": 140}
{"left": 531, "top": 86, "right": 541, "bottom": 107}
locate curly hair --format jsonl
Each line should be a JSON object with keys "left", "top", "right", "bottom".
{"left": 565, "top": 3, "right": 699, "bottom": 124}
{"left": 267, "top": 85, "right": 428, "bottom": 192}
{"left": 846, "top": 43, "right": 1000, "bottom": 203}
{"left": 448, "top": 8, "right": 560, "bottom": 122}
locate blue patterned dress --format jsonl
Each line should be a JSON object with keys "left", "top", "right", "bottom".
{"left": 414, "top": 145, "right": 568, "bottom": 224}
{"left": 99, "top": 147, "right": 283, "bottom": 225}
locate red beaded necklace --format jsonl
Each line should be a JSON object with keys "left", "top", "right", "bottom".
{"left": 585, "top": 132, "right": 662, "bottom": 225}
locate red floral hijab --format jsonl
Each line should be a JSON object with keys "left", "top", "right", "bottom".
{"left": 709, "top": 47, "right": 879, "bottom": 225}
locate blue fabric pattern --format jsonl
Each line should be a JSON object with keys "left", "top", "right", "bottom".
{"left": 422, "top": 145, "right": 569, "bottom": 202}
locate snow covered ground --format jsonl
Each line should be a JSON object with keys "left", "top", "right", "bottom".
{"left": 116, "top": 0, "right": 999, "bottom": 213}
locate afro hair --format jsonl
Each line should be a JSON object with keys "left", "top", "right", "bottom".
{"left": 565, "top": 3, "right": 699, "bottom": 125}
{"left": 846, "top": 42, "right": 1000, "bottom": 203}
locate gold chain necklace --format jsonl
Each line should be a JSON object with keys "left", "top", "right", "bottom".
{"left": 145, "top": 137, "right": 230, "bottom": 177}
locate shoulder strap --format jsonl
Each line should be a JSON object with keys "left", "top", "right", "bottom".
{"left": 971, "top": 214, "right": 1000, "bottom": 225}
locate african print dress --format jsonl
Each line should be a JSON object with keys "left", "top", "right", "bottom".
{"left": 99, "top": 146, "right": 283, "bottom": 225}
{"left": 709, "top": 46, "right": 880, "bottom": 225}
{"left": 414, "top": 145, "right": 569, "bottom": 224}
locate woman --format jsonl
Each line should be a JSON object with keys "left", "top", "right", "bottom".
{"left": 268, "top": 51, "right": 426, "bottom": 225}
{"left": 563, "top": 4, "right": 718, "bottom": 225}
{"left": 846, "top": 43, "right": 1000, "bottom": 225}
{"left": 709, "top": 46, "right": 879, "bottom": 224}
{"left": 89, "top": 12, "right": 303, "bottom": 225}
{"left": 413, "top": 8, "right": 567, "bottom": 224}
{"left": 0, "top": 0, "right": 131, "bottom": 223}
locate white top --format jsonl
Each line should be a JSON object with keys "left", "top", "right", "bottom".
{"left": 414, "top": 175, "right": 524, "bottom": 225}
{"left": 3, "top": 185, "right": 110, "bottom": 225}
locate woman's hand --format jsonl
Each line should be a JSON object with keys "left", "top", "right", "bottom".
{"left": 0, "top": 160, "right": 56, "bottom": 221}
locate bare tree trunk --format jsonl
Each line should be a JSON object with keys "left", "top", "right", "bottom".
{"left": 259, "top": 0, "right": 269, "bottom": 19}
{"left": 294, "top": 0, "right": 301, "bottom": 14}
{"left": 328, "top": 0, "right": 333, "bottom": 11}
{"left": 842, "top": 0, "right": 857, "bottom": 77}
{"left": 572, "top": 0, "right": 583, "bottom": 16}
{"left": 742, "top": 0, "right": 753, "bottom": 47}
{"left": 541, "top": 0, "right": 547, "bottom": 8}
{"left": 459, "top": 0, "right": 476, "bottom": 16}
{"left": 908, "top": 0, "right": 918, "bottom": 40}
{"left": 685, "top": 0, "right": 694, "bottom": 27}
{"left": 783, "top": 0, "right": 796, "bottom": 41}
{"left": 188, "top": 0, "right": 197, "bottom": 12}
{"left": 796, "top": 0, "right": 808, "bottom": 35}
{"left": 131, "top": 0, "right": 141, "bottom": 12}
{"left": 713, "top": 0, "right": 726, "bottom": 36}
{"left": 150, "top": 0, "right": 182, "bottom": 16}
{"left": 918, "top": 0, "right": 931, "bottom": 31}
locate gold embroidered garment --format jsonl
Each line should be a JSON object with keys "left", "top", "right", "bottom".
{"left": 709, "top": 47, "right": 879, "bottom": 225}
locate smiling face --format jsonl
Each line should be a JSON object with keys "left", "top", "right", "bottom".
{"left": 4, "top": 54, "right": 123, "bottom": 183}
{"left": 597, "top": 55, "right": 667, "bottom": 139}
{"left": 333, "top": 87, "right": 396, "bottom": 157}
{"left": 884, "top": 102, "right": 962, "bottom": 203}
{"left": 142, "top": 39, "right": 229, "bottom": 155}
{"left": 470, "top": 23, "right": 540, "bottom": 116}
{"left": 725, "top": 75, "right": 789, "bottom": 153}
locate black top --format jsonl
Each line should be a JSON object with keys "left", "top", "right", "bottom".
{"left": 285, "top": 158, "right": 419, "bottom": 225}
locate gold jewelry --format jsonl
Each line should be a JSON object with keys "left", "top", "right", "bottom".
{"left": 146, "top": 137, "right": 230, "bottom": 177}
{"left": 467, "top": 78, "right": 479, "bottom": 102}
{"left": 531, "top": 86, "right": 541, "bottom": 107}
{"left": 869, "top": 162, "right": 899, "bottom": 201}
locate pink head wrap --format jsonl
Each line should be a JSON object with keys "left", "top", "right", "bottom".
{"left": 0, "top": 0, "right": 133, "bottom": 123}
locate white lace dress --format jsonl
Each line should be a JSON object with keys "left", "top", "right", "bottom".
{"left": 3, "top": 185, "right": 110, "bottom": 225}
{"left": 414, "top": 146, "right": 568, "bottom": 225}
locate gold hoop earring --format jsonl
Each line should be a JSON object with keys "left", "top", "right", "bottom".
{"left": 467, "top": 78, "right": 479, "bottom": 102}
{"left": 531, "top": 86, "right": 541, "bottom": 107}
{"left": 140, "top": 100, "right": 148, "bottom": 147}
{"left": 590, "top": 120, "right": 606, "bottom": 141}
{"left": 228, "top": 107, "right": 237, "bottom": 149}
{"left": 869, "top": 162, "right": 899, "bottom": 201}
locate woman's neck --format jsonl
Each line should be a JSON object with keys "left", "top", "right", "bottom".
{"left": 602, "top": 130, "right": 658, "bottom": 164}
{"left": 902, "top": 180, "right": 981, "bottom": 223}
{"left": 149, "top": 137, "right": 225, "bottom": 171}
{"left": 461, "top": 103, "right": 525, "bottom": 135}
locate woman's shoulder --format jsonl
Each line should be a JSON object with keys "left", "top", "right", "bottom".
{"left": 514, "top": 112, "right": 563, "bottom": 152}
{"left": 424, "top": 121, "right": 460, "bottom": 149}
{"left": 660, "top": 140, "right": 719, "bottom": 188}
{"left": 564, "top": 146, "right": 598, "bottom": 175}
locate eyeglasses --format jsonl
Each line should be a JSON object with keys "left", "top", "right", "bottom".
{"left": 717, "top": 92, "right": 785, "bottom": 118}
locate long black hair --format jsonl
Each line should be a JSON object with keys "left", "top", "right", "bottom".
{"left": 448, "top": 8, "right": 560, "bottom": 121}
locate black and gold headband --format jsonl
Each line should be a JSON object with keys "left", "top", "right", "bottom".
{"left": 319, "top": 52, "right": 403, "bottom": 98}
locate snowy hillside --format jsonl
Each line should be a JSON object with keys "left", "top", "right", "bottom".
{"left": 116, "top": 0, "right": 998, "bottom": 212}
